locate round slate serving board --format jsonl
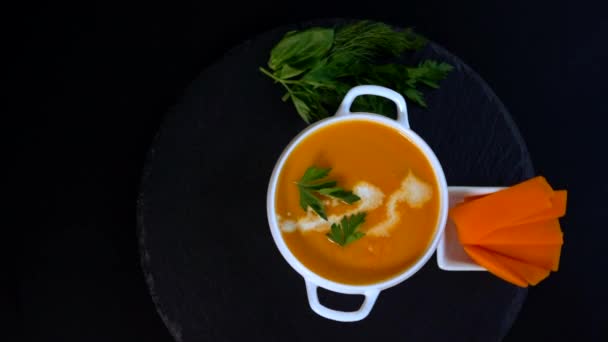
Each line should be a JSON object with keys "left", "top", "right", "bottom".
{"left": 138, "top": 20, "right": 533, "bottom": 342}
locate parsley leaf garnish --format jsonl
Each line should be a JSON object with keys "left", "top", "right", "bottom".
{"left": 297, "top": 166, "right": 360, "bottom": 220}
{"left": 327, "top": 213, "right": 367, "bottom": 246}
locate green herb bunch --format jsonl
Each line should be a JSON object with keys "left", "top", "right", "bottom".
{"left": 260, "top": 21, "right": 453, "bottom": 123}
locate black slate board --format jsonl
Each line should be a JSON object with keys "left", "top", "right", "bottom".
{"left": 138, "top": 20, "right": 533, "bottom": 342}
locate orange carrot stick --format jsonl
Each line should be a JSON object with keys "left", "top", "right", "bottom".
{"left": 477, "top": 219, "right": 563, "bottom": 245}
{"left": 473, "top": 247, "right": 551, "bottom": 285}
{"left": 483, "top": 244, "right": 562, "bottom": 271}
{"left": 451, "top": 176, "right": 554, "bottom": 244}
{"left": 464, "top": 245, "right": 528, "bottom": 287}
{"left": 513, "top": 190, "right": 568, "bottom": 225}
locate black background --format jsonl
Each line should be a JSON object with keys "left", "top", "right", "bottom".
{"left": 17, "top": 0, "right": 607, "bottom": 341}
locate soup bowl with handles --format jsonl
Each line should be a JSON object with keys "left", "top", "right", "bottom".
{"left": 267, "top": 85, "right": 493, "bottom": 322}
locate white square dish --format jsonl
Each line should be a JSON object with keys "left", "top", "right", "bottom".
{"left": 436, "top": 186, "right": 506, "bottom": 271}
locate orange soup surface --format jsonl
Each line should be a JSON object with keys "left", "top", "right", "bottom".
{"left": 275, "top": 119, "right": 441, "bottom": 285}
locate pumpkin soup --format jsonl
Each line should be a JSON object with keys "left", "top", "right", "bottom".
{"left": 275, "top": 119, "right": 441, "bottom": 285}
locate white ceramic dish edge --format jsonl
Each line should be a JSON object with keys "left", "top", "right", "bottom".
{"left": 436, "top": 186, "right": 506, "bottom": 271}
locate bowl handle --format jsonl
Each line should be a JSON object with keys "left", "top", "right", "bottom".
{"left": 335, "top": 85, "right": 410, "bottom": 129}
{"left": 305, "top": 280, "right": 380, "bottom": 322}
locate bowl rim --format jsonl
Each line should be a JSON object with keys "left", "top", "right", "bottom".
{"left": 266, "top": 113, "right": 449, "bottom": 293}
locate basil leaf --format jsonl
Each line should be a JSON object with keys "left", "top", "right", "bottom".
{"left": 291, "top": 94, "right": 313, "bottom": 123}
{"left": 275, "top": 64, "right": 306, "bottom": 79}
{"left": 268, "top": 28, "right": 334, "bottom": 72}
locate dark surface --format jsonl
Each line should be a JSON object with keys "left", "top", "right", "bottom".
{"left": 139, "top": 21, "right": 531, "bottom": 342}
{"left": 18, "top": 1, "right": 607, "bottom": 341}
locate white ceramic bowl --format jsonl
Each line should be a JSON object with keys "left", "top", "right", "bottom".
{"left": 267, "top": 85, "right": 494, "bottom": 322}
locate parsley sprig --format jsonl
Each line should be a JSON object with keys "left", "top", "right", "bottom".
{"left": 327, "top": 213, "right": 367, "bottom": 247}
{"left": 297, "top": 166, "right": 360, "bottom": 220}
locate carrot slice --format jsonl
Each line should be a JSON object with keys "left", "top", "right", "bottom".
{"left": 514, "top": 190, "right": 568, "bottom": 225}
{"left": 451, "top": 177, "right": 554, "bottom": 244}
{"left": 464, "top": 245, "right": 528, "bottom": 287}
{"left": 483, "top": 244, "right": 562, "bottom": 271}
{"left": 475, "top": 247, "right": 551, "bottom": 285}
{"left": 477, "top": 219, "right": 563, "bottom": 245}
{"left": 463, "top": 190, "right": 566, "bottom": 223}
